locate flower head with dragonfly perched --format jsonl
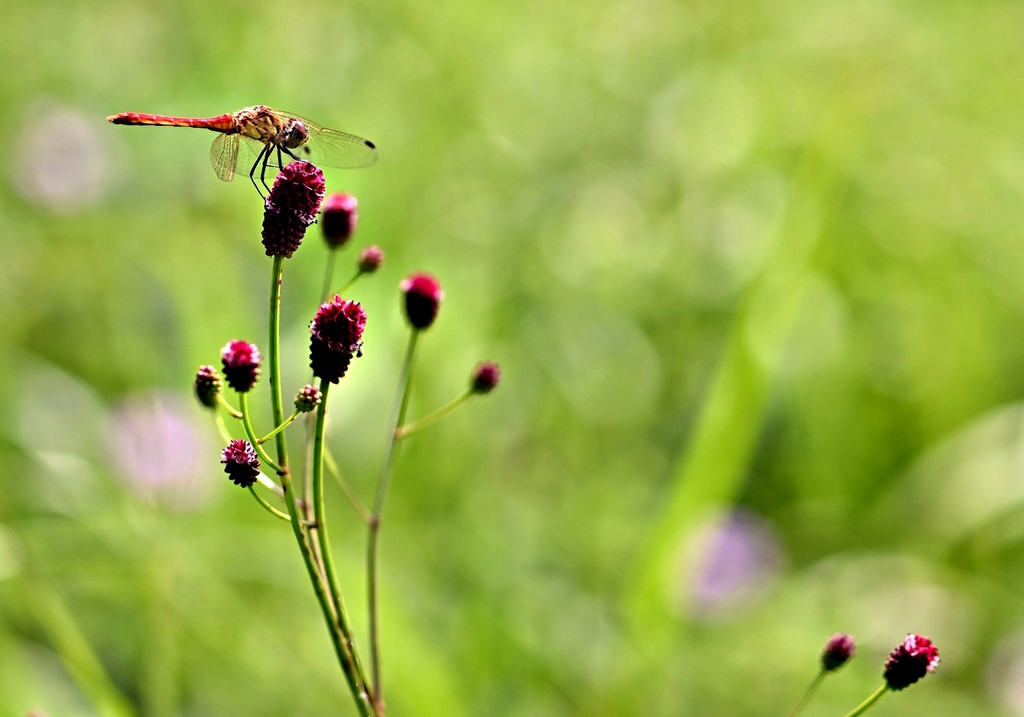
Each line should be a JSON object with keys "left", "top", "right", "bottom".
{"left": 107, "top": 105, "right": 377, "bottom": 195}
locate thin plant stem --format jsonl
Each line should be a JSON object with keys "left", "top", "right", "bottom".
{"left": 238, "top": 392, "right": 285, "bottom": 475}
{"left": 842, "top": 685, "right": 889, "bottom": 717}
{"left": 396, "top": 391, "right": 472, "bottom": 439}
{"left": 258, "top": 410, "right": 300, "bottom": 445}
{"left": 336, "top": 270, "right": 363, "bottom": 297}
{"left": 256, "top": 472, "right": 285, "bottom": 498}
{"left": 213, "top": 412, "right": 232, "bottom": 444}
{"left": 216, "top": 394, "right": 243, "bottom": 419}
{"left": 325, "top": 446, "right": 373, "bottom": 524}
{"left": 320, "top": 247, "right": 339, "bottom": 303}
{"left": 267, "top": 256, "right": 376, "bottom": 717}
{"left": 786, "top": 670, "right": 825, "bottom": 717}
{"left": 248, "top": 486, "right": 291, "bottom": 522}
{"left": 312, "top": 380, "right": 375, "bottom": 709}
{"left": 368, "top": 329, "right": 419, "bottom": 704}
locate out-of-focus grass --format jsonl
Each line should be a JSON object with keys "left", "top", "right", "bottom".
{"left": 3, "top": 0, "right": 1024, "bottom": 715}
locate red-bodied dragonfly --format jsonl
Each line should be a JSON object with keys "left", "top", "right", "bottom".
{"left": 107, "top": 105, "right": 377, "bottom": 195}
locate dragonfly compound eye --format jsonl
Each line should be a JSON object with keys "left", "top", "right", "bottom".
{"left": 283, "top": 120, "right": 309, "bottom": 149}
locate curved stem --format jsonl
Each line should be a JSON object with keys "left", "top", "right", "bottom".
{"left": 216, "top": 394, "right": 243, "bottom": 419}
{"left": 325, "top": 446, "right": 373, "bottom": 524}
{"left": 248, "top": 485, "right": 292, "bottom": 522}
{"left": 336, "top": 270, "right": 363, "bottom": 297}
{"left": 786, "top": 670, "right": 825, "bottom": 717}
{"left": 312, "top": 381, "right": 374, "bottom": 707}
{"left": 842, "top": 685, "right": 889, "bottom": 717}
{"left": 213, "top": 412, "right": 233, "bottom": 444}
{"left": 258, "top": 410, "right": 300, "bottom": 445}
{"left": 268, "top": 257, "right": 376, "bottom": 717}
{"left": 368, "top": 329, "right": 419, "bottom": 704}
{"left": 238, "top": 392, "right": 285, "bottom": 475}
{"left": 396, "top": 391, "right": 472, "bottom": 439}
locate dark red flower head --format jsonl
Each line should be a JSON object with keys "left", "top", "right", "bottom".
{"left": 221, "top": 439, "right": 260, "bottom": 487}
{"left": 295, "top": 384, "right": 323, "bottom": 413}
{"left": 194, "top": 365, "right": 223, "bottom": 408}
{"left": 262, "top": 161, "right": 325, "bottom": 258}
{"left": 821, "top": 633, "right": 856, "bottom": 672}
{"left": 883, "top": 634, "right": 939, "bottom": 690}
{"left": 471, "top": 362, "right": 501, "bottom": 394}
{"left": 358, "top": 245, "right": 384, "bottom": 274}
{"left": 309, "top": 297, "right": 366, "bottom": 383}
{"left": 321, "top": 193, "right": 358, "bottom": 247}
{"left": 221, "top": 340, "right": 261, "bottom": 392}
{"left": 401, "top": 272, "right": 443, "bottom": 330}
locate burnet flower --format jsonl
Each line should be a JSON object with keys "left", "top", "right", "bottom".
{"left": 309, "top": 296, "right": 366, "bottom": 383}
{"left": 221, "top": 439, "right": 260, "bottom": 488}
{"left": 471, "top": 362, "right": 501, "bottom": 394}
{"left": 295, "top": 384, "right": 323, "bottom": 413}
{"left": 822, "top": 633, "right": 855, "bottom": 672}
{"left": 262, "top": 161, "right": 325, "bottom": 258}
{"left": 321, "top": 193, "right": 358, "bottom": 247}
{"left": 884, "top": 634, "right": 940, "bottom": 690}
{"left": 358, "top": 245, "right": 384, "bottom": 274}
{"left": 221, "top": 340, "right": 261, "bottom": 392}
{"left": 194, "top": 365, "right": 223, "bottom": 408}
{"left": 400, "top": 272, "right": 443, "bottom": 330}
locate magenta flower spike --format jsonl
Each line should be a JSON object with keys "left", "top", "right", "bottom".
{"left": 358, "top": 245, "right": 384, "bottom": 274}
{"left": 262, "top": 161, "right": 325, "bottom": 258}
{"left": 884, "top": 634, "right": 940, "bottom": 690}
{"left": 471, "top": 362, "right": 501, "bottom": 394}
{"left": 309, "top": 296, "right": 367, "bottom": 383}
{"left": 321, "top": 193, "right": 358, "bottom": 247}
{"left": 400, "top": 272, "right": 443, "bottom": 330}
{"left": 221, "top": 439, "right": 260, "bottom": 487}
{"left": 221, "top": 340, "right": 261, "bottom": 392}
{"left": 822, "top": 634, "right": 856, "bottom": 672}
{"left": 194, "top": 365, "right": 223, "bottom": 408}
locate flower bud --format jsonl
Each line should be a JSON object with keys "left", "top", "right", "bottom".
{"left": 821, "top": 633, "right": 855, "bottom": 672}
{"left": 221, "top": 439, "right": 260, "bottom": 488}
{"left": 358, "top": 245, "right": 384, "bottom": 274}
{"left": 221, "top": 340, "right": 261, "bottom": 393}
{"left": 309, "top": 297, "right": 367, "bottom": 383}
{"left": 295, "top": 384, "right": 323, "bottom": 413}
{"left": 883, "top": 634, "right": 939, "bottom": 690}
{"left": 471, "top": 362, "right": 501, "bottom": 394}
{"left": 321, "top": 193, "right": 358, "bottom": 247}
{"left": 194, "top": 365, "right": 222, "bottom": 409}
{"left": 400, "top": 272, "right": 443, "bottom": 330}
{"left": 262, "top": 161, "right": 325, "bottom": 258}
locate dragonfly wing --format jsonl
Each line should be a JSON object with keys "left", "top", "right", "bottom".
{"left": 209, "top": 133, "right": 241, "bottom": 182}
{"left": 278, "top": 112, "right": 378, "bottom": 169}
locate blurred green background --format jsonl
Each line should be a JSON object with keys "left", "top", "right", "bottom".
{"left": 2, "top": 0, "right": 1024, "bottom": 715}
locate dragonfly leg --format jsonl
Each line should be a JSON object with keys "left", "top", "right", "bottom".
{"left": 249, "top": 144, "right": 269, "bottom": 199}
{"left": 276, "top": 146, "right": 285, "bottom": 171}
{"left": 260, "top": 145, "right": 273, "bottom": 194}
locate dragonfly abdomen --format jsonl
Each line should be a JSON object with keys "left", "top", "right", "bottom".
{"left": 106, "top": 113, "right": 237, "bottom": 133}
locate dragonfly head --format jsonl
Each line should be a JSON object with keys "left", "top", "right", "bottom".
{"left": 280, "top": 119, "right": 310, "bottom": 150}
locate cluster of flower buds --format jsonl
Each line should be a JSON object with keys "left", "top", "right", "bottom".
{"left": 295, "top": 384, "right": 323, "bottom": 413}
{"left": 310, "top": 297, "right": 367, "bottom": 383}
{"left": 262, "top": 161, "right": 325, "bottom": 258}
{"left": 884, "top": 634, "right": 940, "bottom": 690}
{"left": 221, "top": 439, "right": 260, "bottom": 487}
{"left": 194, "top": 365, "right": 222, "bottom": 408}
{"left": 321, "top": 193, "right": 358, "bottom": 248}
{"left": 400, "top": 272, "right": 443, "bottom": 329}
{"left": 221, "top": 340, "right": 261, "bottom": 392}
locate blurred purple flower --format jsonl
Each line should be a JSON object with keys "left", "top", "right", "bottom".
{"left": 12, "top": 102, "right": 112, "bottom": 212}
{"left": 686, "top": 509, "right": 783, "bottom": 618}
{"left": 107, "top": 392, "right": 212, "bottom": 511}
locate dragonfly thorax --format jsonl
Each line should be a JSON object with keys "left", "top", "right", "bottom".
{"left": 279, "top": 119, "right": 309, "bottom": 150}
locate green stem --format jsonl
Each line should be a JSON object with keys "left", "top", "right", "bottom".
{"left": 336, "top": 269, "right": 363, "bottom": 297}
{"left": 248, "top": 486, "right": 292, "bottom": 522}
{"left": 312, "top": 381, "right": 375, "bottom": 705}
{"left": 786, "top": 670, "right": 825, "bottom": 717}
{"left": 396, "top": 391, "right": 472, "bottom": 439}
{"left": 842, "top": 685, "right": 889, "bottom": 717}
{"left": 216, "top": 394, "right": 243, "bottom": 419}
{"left": 368, "top": 329, "right": 419, "bottom": 704}
{"left": 268, "top": 257, "right": 376, "bottom": 717}
{"left": 258, "top": 410, "right": 300, "bottom": 445}
{"left": 213, "top": 412, "right": 232, "bottom": 444}
{"left": 320, "top": 247, "right": 339, "bottom": 304}
{"left": 238, "top": 392, "right": 285, "bottom": 475}
{"left": 325, "top": 446, "right": 373, "bottom": 524}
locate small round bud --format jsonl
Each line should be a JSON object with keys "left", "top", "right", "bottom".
{"left": 358, "top": 245, "right": 384, "bottom": 274}
{"left": 309, "top": 297, "right": 367, "bottom": 384}
{"left": 221, "top": 439, "right": 260, "bottom": 488}
{"left": 321, "top": 193, "right": 358, "bottom": 247}
{"left": 295, "top": 384, "right": 323, "bottom": 413}
{"left": 262, "top": 161, "right": 325, "bottom": 258}
{"left": 194, "top": 365, "right": 222, "bottom": 409}
{"left": 821, "top": 633, "right": 855, "bottom": 672}
{"left": 221, "top": 340, "right": 261, "bottom": 393}
{"left": 883, "top": 634, "right": 939, "bottom": 691}
{"left": 400, "top": 272, "right": 443, "bottom": 330}
{"left": 471, "top": 362, "right": 501, "bottom": 394}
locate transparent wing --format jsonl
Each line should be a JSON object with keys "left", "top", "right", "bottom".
{"left": 278, "top": 112, "right": 378, "bottom": 169}
{"left": 209, "top": 133, "right": 240, "bottom": 182}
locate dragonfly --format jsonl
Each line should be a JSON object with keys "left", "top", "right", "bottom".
{"left": 107, "top": 105, "right": 377, "bottom": 195}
